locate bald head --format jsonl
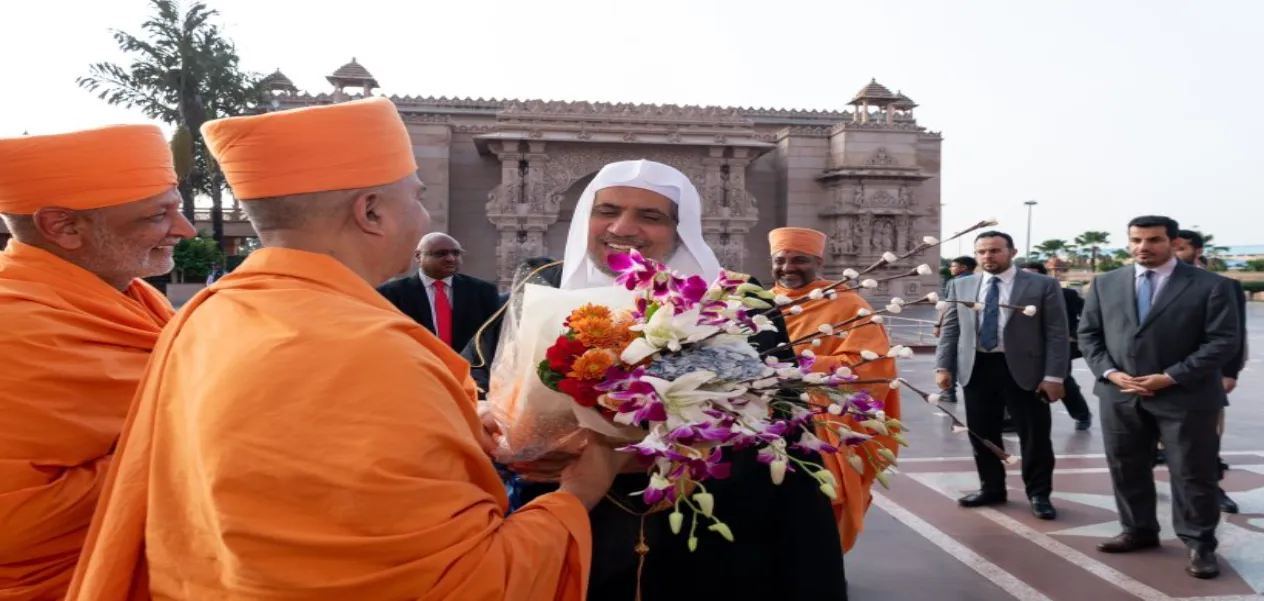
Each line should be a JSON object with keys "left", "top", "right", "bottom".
{"left": 239, "top": 173, "right": 430, "bottom": 287}
{"left": 1, "top": 188, "right": 194, "bottom": 290}
{"left": 416, "top": 232, "right": 463, "bottom": 280}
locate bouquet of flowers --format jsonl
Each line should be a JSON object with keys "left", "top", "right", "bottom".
{"left": 486, "top": 218, "right": 1024, "bottom": 546}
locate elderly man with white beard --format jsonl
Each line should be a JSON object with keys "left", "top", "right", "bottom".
{"left": 469, "top": 159, "right": 848, "bottom": 601}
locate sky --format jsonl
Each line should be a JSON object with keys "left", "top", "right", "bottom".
{"left": 2, "top": 0, "right": 1260, "bottom": 250}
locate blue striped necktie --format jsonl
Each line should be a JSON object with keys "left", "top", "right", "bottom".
{"left": 980, "top": 277, "right": 1001, "bottom": 350}
{"left": 1137, "top": 270, "right": 1155, "bottom": 321}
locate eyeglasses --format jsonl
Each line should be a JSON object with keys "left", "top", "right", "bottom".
{"left": 422, "top": 249, "right": 464, "bottom": 258}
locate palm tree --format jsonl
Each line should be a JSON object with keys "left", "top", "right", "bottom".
{"left": 1033, "top": 239, "right": 1069, "bottom": 261}
{"left": 1074, "top": 231, "right": 1111, "bottom": 272}
{"left": 77, "top": 0, "right": 260, "bottom": 251}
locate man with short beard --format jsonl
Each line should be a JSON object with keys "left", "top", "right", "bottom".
{"left": 498, "top": 160, "right": 846, "bottom": 601}
{"left": 1079, "top": 215, "right": 1238, "bottom": 579}
{"left": 1172, "top": 229, "right": 1245, "bottom": 514}
{"left": 0, "top": 124, "right": 195, "bottom": 601}
{"left": 767, "top": 226, "right": 900, "bottom": 554}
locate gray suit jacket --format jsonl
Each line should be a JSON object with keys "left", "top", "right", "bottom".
{"left": 935, "top": 269, "right": 1070, "bottom": 391}
{"left": 1077, "top": 261, "right": 1239, "bottom": 411}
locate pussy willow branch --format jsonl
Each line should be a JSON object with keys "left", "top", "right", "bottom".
{"left": 764, "top": 218, "right": 998, "bottom": 313}
{"left": 760, "top": 292, "right": 938, "bottom": 357}
{"left": 896, "top": 377, "right": 1013, "bottom": 462}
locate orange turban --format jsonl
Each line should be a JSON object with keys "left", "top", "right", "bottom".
{"left": 769, "top": 227, "right": 827, "bottom": 257}
{"left": 201, "top": 97, "right": 417, "bottom": 200}
{"left": 0, "top": 125, "right": 176, "bottom": 215}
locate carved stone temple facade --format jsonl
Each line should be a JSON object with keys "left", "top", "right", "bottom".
{"left": 206, "top": 61, "right": 951, "bottom": 300}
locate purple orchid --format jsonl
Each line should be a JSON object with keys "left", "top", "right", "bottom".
{"left": 609, "top": 249, "right": 663, "bottom": 291}
{"left": 793, "top": 431, "right": 840, "bottom": 454}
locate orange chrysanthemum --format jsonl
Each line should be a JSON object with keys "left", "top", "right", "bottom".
{"left": 568, "top": 348, "right": 617, "bottom": 381}
{"left": 571, "top": 316, "right": 627, "bottom": 349}
{"left": 568, "top": 304, "right": 613, "bottom": 324}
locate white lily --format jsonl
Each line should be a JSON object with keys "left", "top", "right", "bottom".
{"left": 809, "top": 288, "right": 825, "bottom": 300}
{"left": 923, "top": 236, "right": 939, "bottom": 245}
{"left": 882, "top": 252, "right": 899, "bottom": 263}
{"left": 843, "top": 268, "right": 860, "bottom": 279}
{"left": 885, "top": 303, "right": 903, "bottom": 314}
{"left": 927, "top": 292, "right": 940, "bottom": 302}
{"left": 790, "top": 305, "right": 804, "bottom": 315}
{"left": 934, "top": 300, "right": 949, "bottom": 311}
{"left": 862, "top": 279, "right": 878, "bottom": 289}
{"left": 1023, "top": 305, "right": 1038, "bottom": 317}
{"left": 620, "top": 305, "right": 721, "bottom": 364}
{"left": 644, "top": 370, "right": 744, "bottom": 429}
{"left": 916, "top": 263, "right": 934, "bottom": 275}
{"left": 774, "top": 294, "right": 792, "bottom": 306}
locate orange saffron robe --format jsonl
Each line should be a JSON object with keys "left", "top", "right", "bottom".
{"left": 66, "top": 248, "right": 591, "bottom": 601}
{"left": 773, "top": 279, "right": 901, "bottom": 553}
{"left": 0, "top": 241, "right": 173, "bottom": 601}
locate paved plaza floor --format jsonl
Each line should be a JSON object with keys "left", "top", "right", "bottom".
{"left": 844, "top": 303, "right": 1264, "bottom": 600}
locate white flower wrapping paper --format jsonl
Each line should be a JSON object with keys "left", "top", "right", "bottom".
{"left": 485, "top": 283, "right": 645, "bottom": 464}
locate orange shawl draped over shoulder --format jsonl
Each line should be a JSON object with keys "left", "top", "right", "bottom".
{"left": 773, "top": 279, "right": 901, "bottom": 553}
{"left": 67, "top": 248, "right": 591, "bottom": 601}
{"left": 0, "top": 241, "right": 173, "bottom": 601}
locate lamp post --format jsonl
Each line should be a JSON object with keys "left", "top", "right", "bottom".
{"left": 1024, "top": 200, "right": 1038, "bottom": 260}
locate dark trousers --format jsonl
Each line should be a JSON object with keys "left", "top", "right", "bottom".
{"left": 1061, "top": 360, "right": 1091, "bottom": 422}
{"left": 964, "top": 352, "right": 1055, "bottom": 498}
{"left": 1101, "top": 398, "right": 1220, "bottom": 549}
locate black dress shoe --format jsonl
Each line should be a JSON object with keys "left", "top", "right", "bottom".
{"left": 1187, "top": 547, "right": 1220, "bottom": 579}
{"left": 1221, "top": 490, "right": 1239, "bottom": 514}
{"left": 1097, "top": 532, "right": 1160, "bottom": 553}
{"left": 1030, "top": 496, "right": 1057, "bottom": 520}
{"left": 1074, "top": 417, "right": 1091, "bottom": 431}
{"left": 958, "top": 491, "right": 1007, "bottom": 507}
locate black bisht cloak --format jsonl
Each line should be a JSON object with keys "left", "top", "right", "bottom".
{"left": 461, "top": 265, "right": 847, "bottom": 601}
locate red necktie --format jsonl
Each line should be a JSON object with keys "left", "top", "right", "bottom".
{"left": 433, "top": 280, "right": 453, "bottom": 346}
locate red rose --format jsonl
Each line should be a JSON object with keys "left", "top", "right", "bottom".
{"left": 545, "top": 335, "right": 587, "bottom": 372}
{"left": 558, "top": 378, "right": 601, "bottom": 408}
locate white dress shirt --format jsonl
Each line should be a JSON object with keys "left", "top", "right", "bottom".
{"left": 420, "top": 272, "right": 454, "bottom": 328}
{"left": 976, "top": 265, "right": 1062, "bottom": 384}
{"left": 1134, "top": 256, "right": 1177, "bottom": 301}
{"left": 977, "top": 266, "right": 1016, "bottom": 353}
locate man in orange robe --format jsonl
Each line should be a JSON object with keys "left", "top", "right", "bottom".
{"left": 768, "top": 227, "right": 902, "bottom": 553}
{"left": 67, "top": 97, "right": 622, "bottom": 601}
{"left": 0, "top": 125, "right": 195, "bottom": 601}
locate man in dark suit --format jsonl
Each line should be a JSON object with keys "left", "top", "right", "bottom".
{"left": 935, "top": 231, "right": 1070, "bottom": 520}
{"left": 1022, "top": 262, "right": 1092, "bottom": 430}
{"left": 1078, "top": 215, "right": 1240, "bottom": 579}
{"left": 933, "top": 256, "right": 977, "bottom": 404}
{"left": 377, "top": 232, "right": 500, "bottom": 352}
{"left": 1173, "top": 229, "right": 1247, "bottom": 515}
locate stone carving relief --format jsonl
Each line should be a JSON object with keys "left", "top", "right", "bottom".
{"left": 871, "top": 218, "right": 893, "bottom": 254}
{"left": 898, "top": 185, "right": 912, "bottom": 207}
{"left": 904, "top": 281, "right": 920, "bottom": 296}
{"left": 866, "top": 147, "right": 897, "bottom": 167}
{"left": 539, "top": 148, "right": 707, "bottom": 214}
{"left": 870, "top": 190, "right": 897, "bottom": 207}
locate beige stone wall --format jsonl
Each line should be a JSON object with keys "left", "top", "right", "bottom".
{"left": 743, "top": 149, "right": 783, "bottom": 279}
{"left": 446, "top": 132, "right": 502, "bottom": 281}
{"left": 779, "top": 134, "right": 831, "bottom": 230}
{"left": 408, "top": 123, "right": 452, "bottom": 234}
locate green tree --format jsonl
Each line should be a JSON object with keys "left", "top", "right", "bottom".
{"left": 1032, "top": 239, "right": 1069, "bottom": 260}
{"left": 77, "top": 0, "right": 261, "bottom": 252}
{"left": 172, "top": 234, "right": 223, "bottom": 282}
{"left": 1074, "top": 231, "right": 1111, "bottom": 272}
